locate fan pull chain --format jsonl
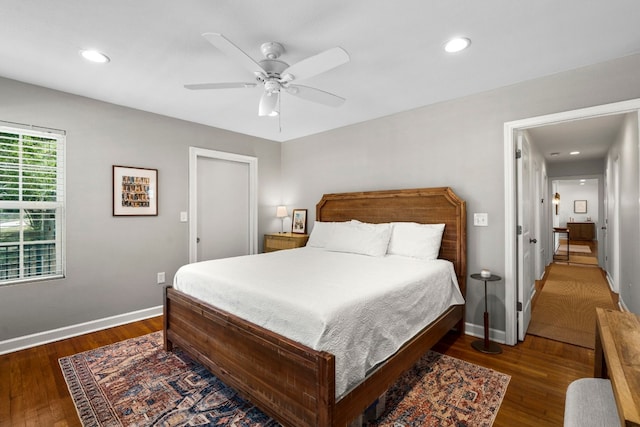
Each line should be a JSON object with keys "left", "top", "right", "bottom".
{"left": 278, "top": 92, "right": 282, "bottom": 133}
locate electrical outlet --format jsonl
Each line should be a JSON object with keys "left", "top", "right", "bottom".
{"left": 157, "top": 272, "right": 166, "bottom": 284}
{"left": 473, "top": 213, "right": 488, "bottom": 227}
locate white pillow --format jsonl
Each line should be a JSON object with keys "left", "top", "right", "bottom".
{"left": 306, "top": 220, "right": 358, "bottom": 248}
{"left": 306, "top": 221, "right": 332, "bottom": 248}
{"left": 324, "top": 221, "right": 392, "bottom": 257}
{"left": 387, "top": 222, "right": 445, "bottom": 260}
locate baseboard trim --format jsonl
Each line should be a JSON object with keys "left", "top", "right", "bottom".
{"left": 1, "top": 310, "right": 505, "bottom": 355}
{"left": 465, "top": 322, "right": 507, "bottom": 344}
{"left": 0, "top": 305, "right": 163, "bottom": 355}
{"left": 618, "top": 298, "right": 630, "bottom": 312}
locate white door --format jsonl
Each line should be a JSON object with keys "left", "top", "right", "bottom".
{"left": 611, "top": 157, "right": 621, "bottom": 292}
{"left": 189, "top": 148, "right": 258, "bottom": 263}
{"left": 533, "top": 161, "right": 544, "bottom": 280}
{"left": 602, "top": 168, "right": 609, "bottom": 272}
{"left": 517, "top": 132, "right": 534, "bottom": 341}
{"left": 197, "top": 157, "right": 249, "bottom": 261}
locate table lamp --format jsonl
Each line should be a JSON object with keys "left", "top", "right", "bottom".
{"left": 276, "top": 206, "right": 288, "bottom": 233}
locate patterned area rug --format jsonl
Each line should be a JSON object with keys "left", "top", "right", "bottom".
{"left": 59, "top": 332, "right": 510, "bottom": 427}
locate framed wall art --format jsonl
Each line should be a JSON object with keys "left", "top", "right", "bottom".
{"left": 573, "top": 200, "right": 587, "bottom": 214}
{"left": 291, "top": 209, "right": 307, "bottom": 234}
{"left": 113, "top": 165, "right": 158, "bottom": 216}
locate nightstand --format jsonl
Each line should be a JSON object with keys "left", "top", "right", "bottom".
{"left": 264, "top": 232, "right": 309, "bottom": 252}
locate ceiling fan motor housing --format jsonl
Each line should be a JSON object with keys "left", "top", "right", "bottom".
{"left": 258, "top": 59, "right": 288, "bottom": 77}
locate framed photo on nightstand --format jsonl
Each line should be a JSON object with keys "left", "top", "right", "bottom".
{"left": 291, "top": 209, "right": 307, "bottom": 234}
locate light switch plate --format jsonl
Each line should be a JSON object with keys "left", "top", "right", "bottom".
{"left": 474, "top": 213, "right": 488, "bottom": 227}
{"left": 180, "top": 211, "right": 188, "bottom": 222}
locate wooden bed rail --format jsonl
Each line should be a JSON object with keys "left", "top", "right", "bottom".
{"left": 165, "top": 286, "right": 336, "bottom": 427}
{"left": 165, "top": 287, "right": 463, "bottom": 427}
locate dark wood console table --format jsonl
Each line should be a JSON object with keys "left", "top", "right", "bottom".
{"left": 567, "top": 222, "right": 595, "bottom": 241}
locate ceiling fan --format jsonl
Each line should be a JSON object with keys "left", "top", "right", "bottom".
{"left": 185, "top": 33, "right": 350, "bottom": 117}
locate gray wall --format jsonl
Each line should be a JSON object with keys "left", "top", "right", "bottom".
{"left": 282, "top": 53, "right": 640, "bottom": 333}
{"left": 0, "top": 77, "right": 282, "bottom": 341}
{"left": 606, "top": 112, "right": 640, "bottom": 313}
{"left": 3, "top": 52, "right": 640, "bottom": 343}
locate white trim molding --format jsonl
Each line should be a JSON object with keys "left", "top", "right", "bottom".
{"left": 504, "top": 98, "right": 640, "bottom": 345}
{"left": 188, "top": 147, "right": 258, "bottom": 263}
{"left": 465, "top": 321, "right": 507, "bottom": 345}
{"left": 0, "top": 305, "right": 163, "bottom": 355}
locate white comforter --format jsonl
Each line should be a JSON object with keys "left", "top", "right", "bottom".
{"left": 173, "top": 247, "right": 464, "bottom": 398}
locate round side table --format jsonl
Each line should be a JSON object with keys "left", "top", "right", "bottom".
{"left": 470, "top": 273, "right": 502, "bottom": 354}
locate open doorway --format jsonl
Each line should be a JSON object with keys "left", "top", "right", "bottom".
{"left": 503, "top": 98, "right": 640, "bottom": 345}
{"left": 550, "top": 178, "right": 601, "bottom": 266}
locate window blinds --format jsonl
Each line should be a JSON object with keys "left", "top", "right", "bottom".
{"left": 0, "top": 124, "right": 65, "bottom": 284}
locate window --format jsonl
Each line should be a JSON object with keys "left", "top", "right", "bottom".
{"left": 0, "top": 124, "right": 65, "bottom": 285}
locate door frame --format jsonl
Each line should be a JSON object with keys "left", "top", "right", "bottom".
{"left": 503, "top": 98, "right": 640, "bottom": 345}
{"left": 188, "top": 147, "right": 258, "bottom": 263}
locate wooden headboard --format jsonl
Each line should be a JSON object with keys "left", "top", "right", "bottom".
{"left": 316, "top": 187, "right": 467, "bottom": 297}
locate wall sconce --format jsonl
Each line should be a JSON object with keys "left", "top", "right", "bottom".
{"left": 552, "top": 193, "right": 560, "bottom": 215}
{"left": 276, "top": 205, "right": 288, "bottom": 233}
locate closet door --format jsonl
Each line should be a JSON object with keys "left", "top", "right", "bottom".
{"left": 189, "top": 148, "right": 257, "bottom": 262}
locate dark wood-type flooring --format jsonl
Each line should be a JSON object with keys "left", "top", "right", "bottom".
{"left": 1, "top": 320, "right": 593, "bottom": 427}
{"left": 3, "top": 244, "right": 607, "bottom": 427}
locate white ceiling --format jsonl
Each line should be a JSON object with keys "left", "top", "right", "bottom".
{"left": 527, "top": 114, "right": 627, "bottom": 163}
{"left": 1, "top": 1, "right": 639, "bottom": 143}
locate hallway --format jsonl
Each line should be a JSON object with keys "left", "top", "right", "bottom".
{"left": 552, "top": 238, "right": 599, "bottom": 267}
{"left": 529, "top": 239, "right": 618, "bottom": 348}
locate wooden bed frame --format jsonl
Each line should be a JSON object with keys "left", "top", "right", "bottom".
{"left": 164, "top": 187, "right": 466, "bottom": 427}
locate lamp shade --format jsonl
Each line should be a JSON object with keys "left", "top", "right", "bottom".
{"left": 259, "top": 92, "right": 279, "bottom": 117}
{"left": 276, "top": 206, "right": 288, "bottom": 218}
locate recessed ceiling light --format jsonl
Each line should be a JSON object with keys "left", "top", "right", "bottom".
{"left": 444, "top": 37, "right": 471, "bottom": 53}
{"left": 570, "top": 151, "right": 580, "bottom": 155}
{"left": 550, "top": 152, "right": 560, "bottom": 157}
{"left": 80, "top": 49, "right": 110, "bottom": 63}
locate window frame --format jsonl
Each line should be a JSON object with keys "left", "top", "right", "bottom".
{"left": 0, "top": 123, "right": 66, "bottom": 285}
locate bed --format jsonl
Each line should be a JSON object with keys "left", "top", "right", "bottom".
{"left": 164, "top": 187, "right": 467, "bottom": 427}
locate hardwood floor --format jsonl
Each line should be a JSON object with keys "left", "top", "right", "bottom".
{"left": 434, "top": 333, "right": 592, "bottom": 427}
{"left": 0, "top": 315, "right": 592, "bottom": 426}
{"left": 0, "top": 317, "right": 163, "bottom": 427}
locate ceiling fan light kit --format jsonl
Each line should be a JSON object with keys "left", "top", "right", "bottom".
{"left": 185, "top": 33, "right": 350, "bottom": 118}
{"left": 259, "top": 91, "right": 279, "bottom": 117}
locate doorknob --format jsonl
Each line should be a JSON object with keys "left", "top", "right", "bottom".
{"left": 601, "top": 226, "right": 607, "bottom": 230}
{"left": 196, "top": 237, "right": 200, "bottom": 243}
{"left": 529, "top": 238, "right": 537, "bottom": 244}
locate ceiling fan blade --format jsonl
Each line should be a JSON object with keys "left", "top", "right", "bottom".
{"left": 286, "top": 85, "right": 345, "bottom": 107}
{"left": 202, "top": 33, "right": 266, "bottom": 75}
{"left": 184, "top": 82, "right": 257, "bottom": 90}
{"left": 282, "top": 47, "right": 349, "bottom": 81}
{"left": 286, "top": 85, "right": 346, "bottom": 107}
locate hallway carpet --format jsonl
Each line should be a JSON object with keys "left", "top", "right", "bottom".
{"left": 527, "top": 264, "right": 617, "bottom": 348}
